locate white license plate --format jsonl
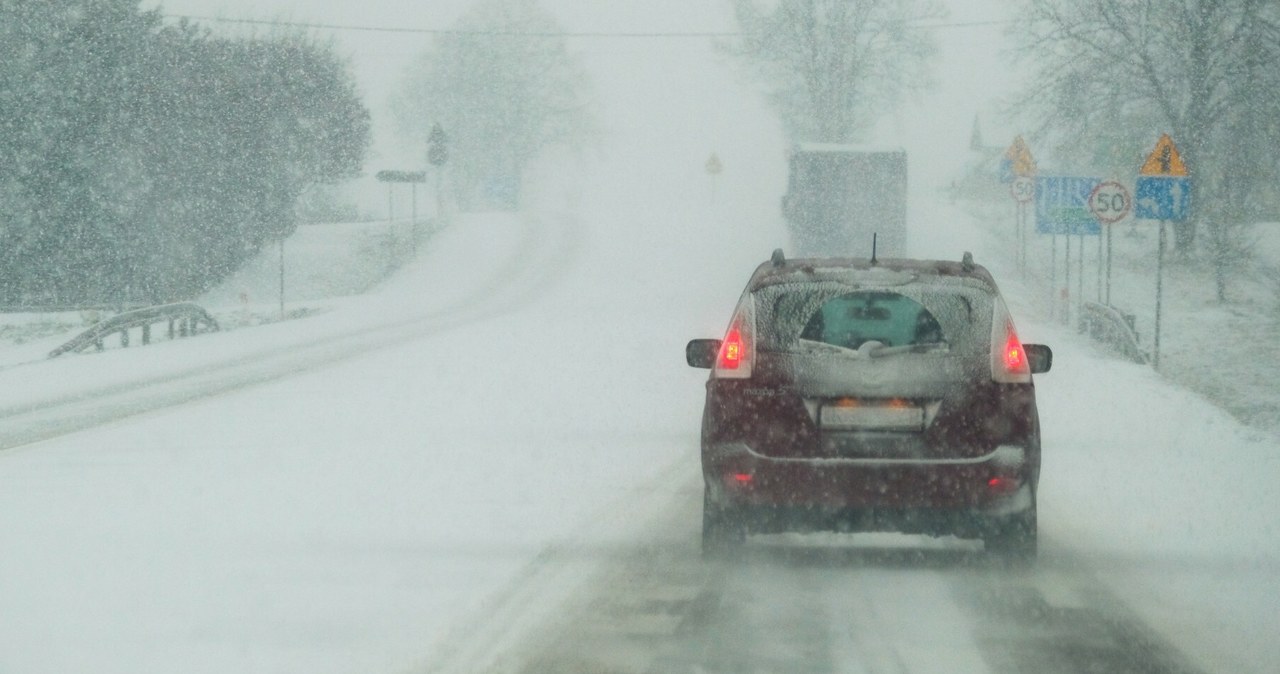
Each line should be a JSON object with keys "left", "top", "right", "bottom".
{"left": 820, "top": 405, "right": 923, "bottom": 431}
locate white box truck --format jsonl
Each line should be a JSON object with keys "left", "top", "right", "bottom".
{"left": 782, "top": 144, "right": 908, "bottom": 258}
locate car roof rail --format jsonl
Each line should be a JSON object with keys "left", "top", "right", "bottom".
{"left": 771, "top": 248, "right": 786, "bottom": 267}
{"left": 961, "top": 251, "right": 975, "bottom": 271}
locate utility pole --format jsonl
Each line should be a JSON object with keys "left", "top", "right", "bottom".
{"left": 278, "top": 237, "right": 285, "bottom": 320}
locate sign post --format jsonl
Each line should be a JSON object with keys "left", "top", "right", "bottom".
{"left": 377, "top": 169, "right": 429, "bottom": 255}
{"left": 1134, "top": 134, "right": 1191, "bottom": 369}
{"left": 1002, "top": 137, "right": 1037, "bottom": 274}
{"left": 705, "top": 152, "right": 723, "bottom": 202}
{"left": 427, "top": 123, "right": 449, "bottom": 223}
{"left": 1010, "top": 176, "right": 1034, "bottom": 276}
{"left": 1087, "top": 180, "right": 1132, "bottom": 305}
{"left": 1036, "top": 175, "right": 1101, "bottom": 325}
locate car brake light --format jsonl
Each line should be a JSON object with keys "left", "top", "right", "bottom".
{"left": 1003, "top": 334, "right": 1027, "bottom": 372}
{"left": 991, "top": 317, "right": 1032, "bottom": 384}
{"left": 987, "top": 476, "right": 1020, "bottom": 495}
{"left": 718, "top": 327, "right": 744, "bottom": 370}
{"left": 714, "top": 315, "right": 753, "bottom": 379}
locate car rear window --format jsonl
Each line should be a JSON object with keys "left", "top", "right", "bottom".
{"left": 751, "top": 279, "right": 995, "bottom": 356}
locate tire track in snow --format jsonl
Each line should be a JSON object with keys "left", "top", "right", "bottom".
{"left": 408, "top": 450, "right": 697, "bottom": 674}
{"left": 422, "top": 503, "right": 1212, "bottom": 673}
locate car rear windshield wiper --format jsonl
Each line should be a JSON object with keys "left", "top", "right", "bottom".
{"left": 864, "top": 342, "right": 950, "bottom": 358}
{"left": 794, "top": 339, "right": 948, "bottom": 358}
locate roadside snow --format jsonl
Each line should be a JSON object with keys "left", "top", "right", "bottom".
{"left": 1, "top": 2, "right": 1278, "bottom": 673}
{"left": 917, "top": 196, "right": 1280, "bottom": 674}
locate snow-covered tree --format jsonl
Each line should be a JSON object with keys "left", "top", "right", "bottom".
{"left": 727, "top": 0, "right": 945, "bottom": 143}
{"left": 393, "top": 0, "right": 593, "bottom": 209}
{"left": 0, "top": 3, "right": 369, "bottom": 305}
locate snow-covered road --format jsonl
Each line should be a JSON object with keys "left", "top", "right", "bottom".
{"left": 456, "top": 485, "right": 1205, "bottom": 674}
{"left": 1, "top": 192, "right": 1277, "bottom": 673}
{"left": 3, "top": 0, "right": 1278, "bottom": 669}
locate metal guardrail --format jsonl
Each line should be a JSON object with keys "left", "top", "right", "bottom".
{"left": 48, "top": 302, "right": 220, "bottom": 359}
{"left": 0, "top": 303, "right": 147, "bottom": 314}
{"left": 1078, "top": 301, "right": 1148, "bottom": 365}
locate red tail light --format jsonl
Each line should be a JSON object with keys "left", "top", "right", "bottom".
{"left": 714, "top": 315, "right": 753, "bottom": 379}
{"left": 987, "top": 476, "right": 1020, "bottom": 495}
{"left": 718, "top": 327, "right": 744, "bottom": 370}
{"left": 993, "top": 327, "right": 1034, "bottom": 386}
{"left": 1003, "top": 334, "right": 1028, "bottom": 373}
{"left": 991, "top": 311, "right": 1032, "bottom": 384}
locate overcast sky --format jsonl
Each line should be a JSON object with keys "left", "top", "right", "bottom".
{"left": 143, "top": 1, "right": 1017, "bottom": 208}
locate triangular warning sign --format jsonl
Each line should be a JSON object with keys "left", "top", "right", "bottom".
{"left": 1139, "top": 134, "right": 1189, "bottom": 176}
{"left": 1005, "top": 136, "right": 1036, "bottom": 177}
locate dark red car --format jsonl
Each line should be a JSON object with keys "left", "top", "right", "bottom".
{"left": 686, "top": 250, "right": 1052, "bottom": 559}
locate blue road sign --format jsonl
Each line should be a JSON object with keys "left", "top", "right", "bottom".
{"left": 1134, "top": 176, "right": 1191, "bottom": 221}
{"left": 1035, "top": 176, "right": 1101, "bottom": 236}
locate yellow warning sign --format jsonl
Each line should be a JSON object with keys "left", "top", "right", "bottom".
{"left": 1139, "top": 134, "right": 1189, "bottom": 177}
{"left": 705, "top": 152, "right": 723, "bottom": 176}
{"left": 1005, "top": 136, "right": 1036, "bottom": 177}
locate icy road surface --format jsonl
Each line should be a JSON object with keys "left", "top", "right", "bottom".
{"left": 3, "top": 1, "right": 1279, "bottom": 669}
{"left": 1, "top": 196, "right": 1276, "bottom": 674}
{"left": 442, "top": 487, "right": 1203, "bottom": 674}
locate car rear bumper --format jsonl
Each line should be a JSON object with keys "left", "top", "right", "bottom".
{"left": 703, "top": 441, "right": 1035, "bottom": 534}
{"left": 726, "top": 499, "right": 1032, "bottom": 538}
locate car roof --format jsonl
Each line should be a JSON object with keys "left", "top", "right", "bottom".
{"left": 747, "top": 250, "right": 999, "bottom": 291}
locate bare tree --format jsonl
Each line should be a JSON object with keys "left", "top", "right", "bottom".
{"left": 728, "top": 0, "right": 945, "bottom": 144}
{"left": 1009, "top": 0, "right": 1279, "bottom": 264}
{"left": 392, "top": 0, "right": 593, "bottom": 209}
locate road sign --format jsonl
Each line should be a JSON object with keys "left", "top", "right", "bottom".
{"left": 999, "top": 135, "right": 1036, "bottom": 183}
{"left": 705, "top": 152, "right": 723, "bottom": 175}
{"left": 427, "top": 123, "right": 449, "bottom": 167}
{"left": 376, "top": 170, "right": 427, "bottom": 183}
{"left": 1088, "top": 181, "right": 1131, "bottom": 224}
{"left": 1139, "top": 134, "right": 1188, "bottom": 177}
{"left": 1035, "top": 176, "right": 1101, "bottom": 235}
{"left": 1010, "top": 176, "right": 1034, "bottom": 203}
{"left": 1134, "top": 176, "right": 1191, "bottom": 221}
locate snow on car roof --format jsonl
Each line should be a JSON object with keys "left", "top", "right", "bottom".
{"left": 750, "top": 255, "right": 998, "bottom": 290}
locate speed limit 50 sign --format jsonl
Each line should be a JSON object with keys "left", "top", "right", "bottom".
{"left": 1088, "top": 181, "right": 1132, "bottom": 224}
{"left": 1010, "top": 176, "right": 1035, "bottom": 203}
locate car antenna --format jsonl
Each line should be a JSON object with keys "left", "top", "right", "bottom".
{"left": 771, "top": 248, "right": 786, "bottom": 267}
{"left": 870, "top": 233, "right": 879, "bottom": 265}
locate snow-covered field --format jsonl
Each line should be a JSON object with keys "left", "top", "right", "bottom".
{"left": 2, "top": 2, "right": 1278, "bottom": 673}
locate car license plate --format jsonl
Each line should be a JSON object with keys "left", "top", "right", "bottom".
{"left": 820, "top": 404, "right": 923, "bottom": 431}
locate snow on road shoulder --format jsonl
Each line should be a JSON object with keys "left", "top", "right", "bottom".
{"left": 0, "top": 213, "right": 530, "bottom": 414}
{"left": 1033, "top": 321, "right": 1279, "bottom": 561}
{"left": 920, "top": 196, "right": 1280, "bottom": 563}
{"left": 0, "top": 202, "right": 702, "bottom": 673}
{"left": 1031, "top": 318, "right": 1280, "bottom": 673}
{"left": 915, "top": 194, "right": 1280, "bottom": 672}
{"left": 920, "top": 196, "right": 1280, "bottom": 673}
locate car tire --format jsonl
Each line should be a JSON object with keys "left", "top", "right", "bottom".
{"left": 702, "top": 491, "right": 745, "bottom": 559}
{"left": 983, "top": 505, "right": 1038, "bottom": 563}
